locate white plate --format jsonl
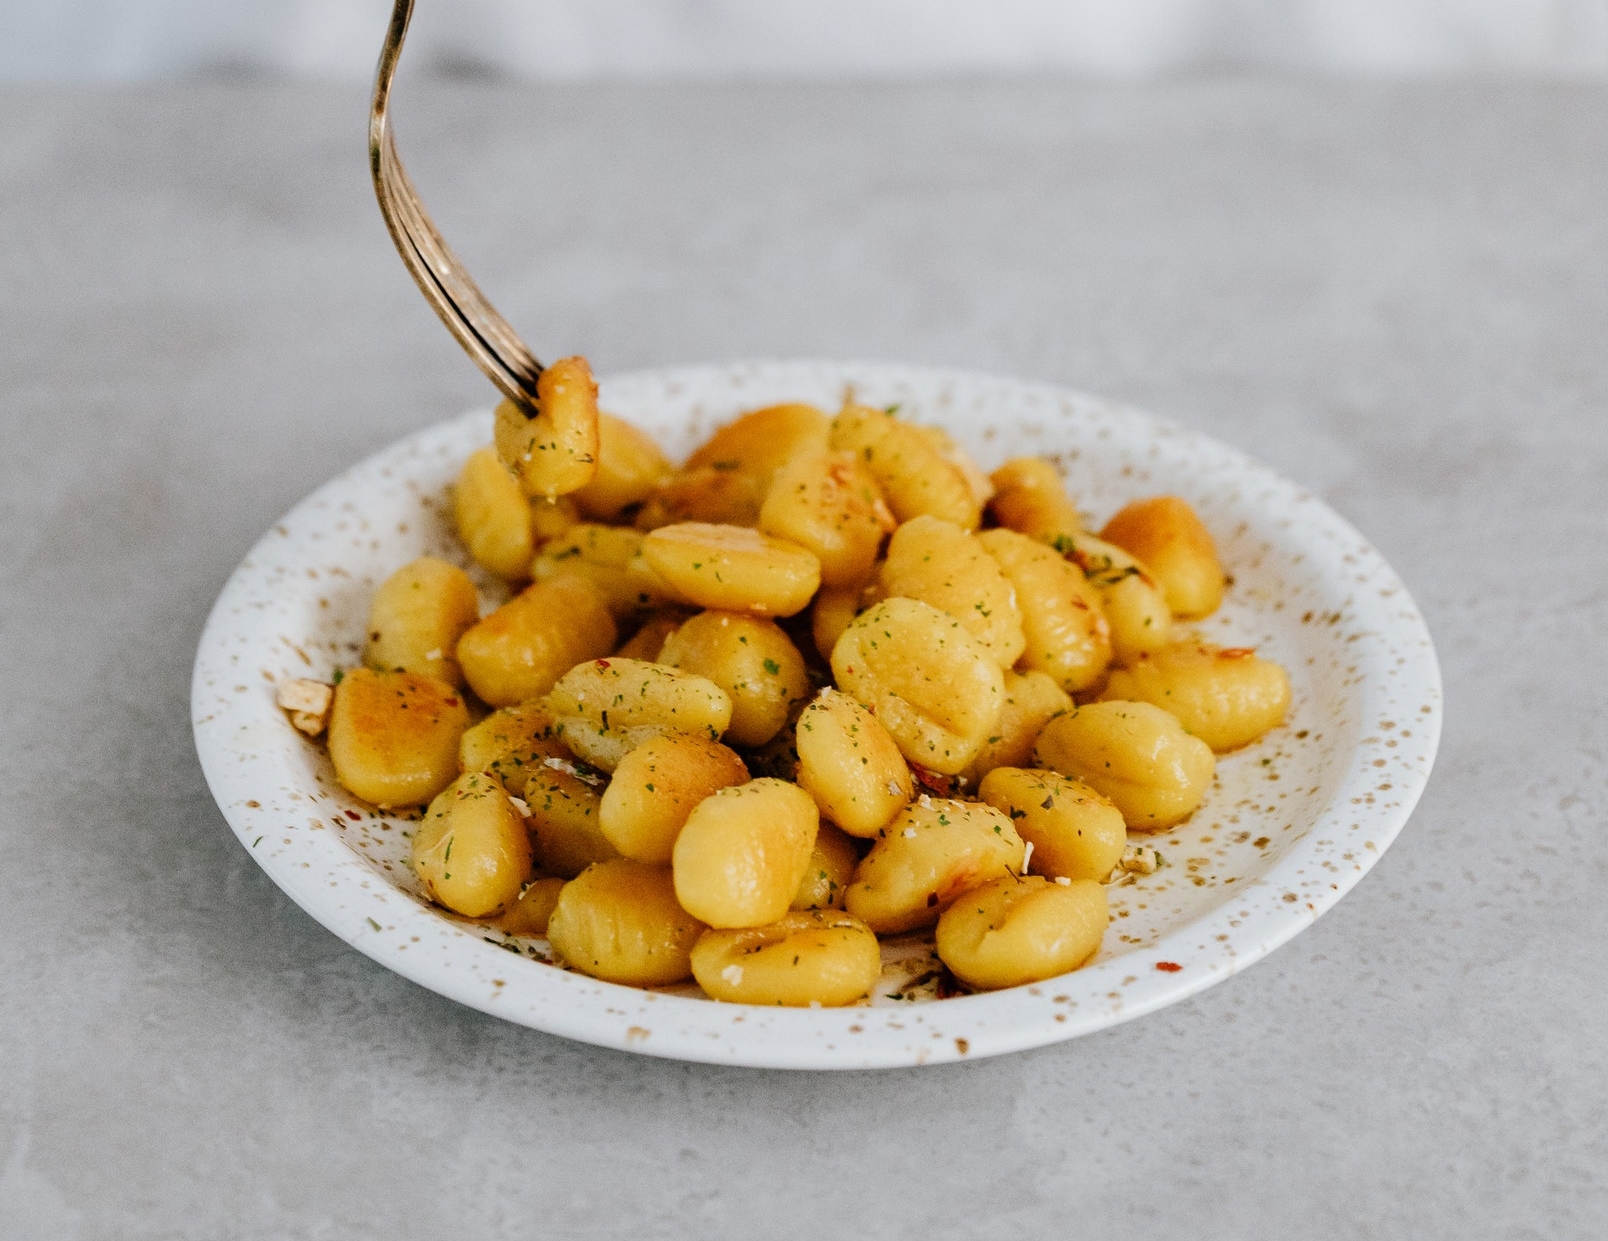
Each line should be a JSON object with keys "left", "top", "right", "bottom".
{"left": 192, "top": 361, "right": 1441, "bottom": 1068}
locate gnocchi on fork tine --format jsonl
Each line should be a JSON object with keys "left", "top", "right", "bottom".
{"left": 369, "top": 0, "right": 599, "bottom": 498}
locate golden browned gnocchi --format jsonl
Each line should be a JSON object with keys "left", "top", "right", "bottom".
{"left": 530, "top": 523, "right": 668, "bottom": 618}
{"left": 634, "top": 463, "right": 768, "bottom": 530}
{"left": 1058, "top": 531, "right": 1173, "bottom": 664}
{"left": 880, "top": 516, "right": 1026, "bottom": 669}
{"left": 830, "top": 404, "right": 982, "bottom": 530}
{"left": 410, "top": 772, "right": 532, "bottom": 918}
{"left": 1034, "top": 700, "right": 1215, "bottom": 831}
{"left": 454, "top": 446, "right": 536, "bottom": 580}
{"left": 1103, "top": 640, "right": 1291, "bottom": 751}
{"left": 530, "top": 494, "right": 580, "bottom": 542}
{"left": 690, "top": 909, "right": 881, "bottom": 1006}
{"left": 328, "top": 668, "right": 470, "bottom": 808}
{"left": 974, "top": 528, "right": 1111, "bottom": 694}
{"left": 810, "top": 583, "right": 863, "bottom": 662}
{"left": 988, "top": 456, "right": 1081, "bottom": 543}
{"left": 545, "top": 656, "right": 733, "bottom": 772}
{"left": 759, "top": 448, "right": 893, "bottom": 588}
{"left": 363, "top": 556, "right": 480, "bottom": 688}
{"left": 458, "top": 699, "right": 569, "bottom": 797}
{"left": 456, "top": 576, "right": 617, "bottom": 707}
{"left": 523, "top": 764, "right": 619, "bottom": 879}
{"left": 935, "top": 876, "right": 1108, "bottom": 990}
{"left": 831, "top": 598, "right": 1005, "bottom": 776}
{"left": 611, "top": 611, "right": 686, "bottom": 662}
{"left": 977, "top": 767, "right": 1126, "bottom": 882}
{"left": 1100, "top": 495, "right": 1225, "bottom": 619}
{"left": 684, "top": 402, "right": 831, "bottom": 486}
{"left": 635, "top": 405, "right": 829, "bottom": 531}
{"left": 960, "top": 670, "right": 1071, "bottom": 784}
{"left": 309, "top": 376, "right": 1295, "bottom": 1002}
{"left": 672, "top": 778, "right": 819, "bottom": 928}
{"left": 791, "top": 821, "right": 861, "bottom": 911}
{"left": 908, "top": 423, "right": 994, "bottom": 515}
{"left": 573, "top": 412, "right": 673, "bottom": 520}
{"left": 492, "top": 876, "right": 566, "bottom": 936}
{"left": 493, "top": 356, "right": 600, "bottom": 499}
{"left": 546, "top": 859, "right": 706, "bottom": 986}
{"left": 598, "top": 733, "right": 749, "bottom": 864}
{"left": 640, "top": 522, "right": 821, "bottom": 618}
{"left": 657, "top": 610, "right": 810, "bottom": 747}
{"left": 794, "top": 687, "right": 913, "bottom": 837}
{"left": 844, "top": 797, "right": 1024, "bottom": 934}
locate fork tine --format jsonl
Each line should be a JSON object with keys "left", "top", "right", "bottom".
{"left": 377, "top": 134, "right": 540, "bottom": 386}
{"left": 369, "top": 0, "right": 544, "bottom": 408}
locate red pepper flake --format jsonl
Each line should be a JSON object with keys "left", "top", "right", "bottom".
{"left": 594, "top": 659, "right": 611, "bottom": 669}
{"left": 445, "top": 697, "right": 459, "bottom": 707}
{"left": 909, "top": 762, "right": 961, "bottom": 797}
{"left": 1155, "top": 961, "right": 1183, "bottom": 973}
{"left": 344, "top": 810, "right": 362, "bottom": 821}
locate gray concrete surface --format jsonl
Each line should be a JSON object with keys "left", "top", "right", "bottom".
{"left": 1, "top": 77, "right": 1604, "bottom": 1240}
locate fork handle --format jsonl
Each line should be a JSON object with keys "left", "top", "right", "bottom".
{"left": 369, "top": 0, "right": 545, "bottom": 410}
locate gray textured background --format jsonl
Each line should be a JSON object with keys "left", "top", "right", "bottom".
{"left": 1, "top": 79, "right": 1605, "bottom": 1238}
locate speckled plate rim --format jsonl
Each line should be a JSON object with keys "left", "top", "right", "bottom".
{"left": 192, "top": 360, "right": 1441, "bottom": 1069}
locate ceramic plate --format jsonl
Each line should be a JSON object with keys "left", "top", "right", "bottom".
{"left": 191, "top": 361, "right": 1441, "bottom": 1068}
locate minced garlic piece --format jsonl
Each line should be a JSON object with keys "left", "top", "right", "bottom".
{"left": 276, "top": 678, "right": 333, "bottom": 736}
{"left": 1117, "top": 844, "right": 1162, "bottom": 876}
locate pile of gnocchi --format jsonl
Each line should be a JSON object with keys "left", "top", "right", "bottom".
{"left": 279, "top": 356, "right": 1292, "bottom": 1006}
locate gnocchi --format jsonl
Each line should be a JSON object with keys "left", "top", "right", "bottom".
{"left": 598, "top": 733, "right": 749, "bottom": 864}
{"left": 456, "top": 576, "right": 617, "bottom": 707}
{"left": 657, "top": 610, "right": 810, "bottom": 747}
{"left": 794, "top": 687, "right": 912, "bottom": 838}
{"left": 830, "top": 404, "right": 982, "bottom": 530}
{"left": 691, "top": 910, "right": 881, "bottom": 1006}
{"left": 530, "top": 522, "right": 668, "bottom": 618}
{"left": 573, "top": 412, "right": 673, "bottom": 521}
{"left": 297, "top": 369, "right": 1295, "bottom": 1005}
{"left": 493, "top": 356, "right": 601, "bottom": 499}
{"left": 611, "top": 610, "right": 688, "bottom": 663}
{"left": 977, "top": 767, "right": 1126, "bottom": 882}
{"left": 454, "top": 447, "right": 536, "bottom": 580}
{"left": 327, "top": 668, "right": 469, "bottom": 808}
{"left": 791, "top": 821, "right": 861, "bottom": 911}
{"left": 640, "top": 522, "right": 822, "bottom": 618}
{"left": 759, "top": 448, "right": 893, "bottom": 589}
{"left": 975, "top": 528, "right": 1110, "bottom": 693}
{"left": 844, "top": 797, "right": 1024, "bottom": 934}
{"left": 546, "top": 860, "right": 705, "bottom": 986}
{"left": 879, "top": 515, "right": 1026, "bottom": 669}
{"left": 1100, "top": 495, "right": 1225, "bottom": 619}
{"left": 830, "top": 597, "right": 1005, "bottom": 776}
{"left": 457, "top": 699, "right": 569, "bottom": 797}
{"left": 523, "top": 764, "right": 619, "bottom": 879}
{"left": 1102, "top": 640, "right": 1291, "bottom": 752}
{"left": 411, "top": 771, "right": 532, "bottom": 918}
{"left": 988, "top": 457, "right": 1080, "bottom": 544}
{"left": 935, "top": 876, "right": 1108, "bottom": 991}
{"left": 1034, "top": 701, "right": 1216, "bottom": 831}
{"left": 363, "top": 556, "right": 480, "bottom": 688}
{"left": 546, "top": 656, "right": 733, "bottom": 772}
{"left": 672, "top": 779, "right": 820, "bottom": 928}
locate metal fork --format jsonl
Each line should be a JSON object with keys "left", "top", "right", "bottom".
{"left": 369, "top": 0, "right": 543, "bottom": 409}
